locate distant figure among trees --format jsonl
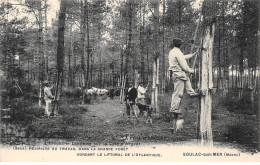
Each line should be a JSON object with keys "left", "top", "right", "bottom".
{"left": 43, "top": 80, "right": 54, "bottom": 119}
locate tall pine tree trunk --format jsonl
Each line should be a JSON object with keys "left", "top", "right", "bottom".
{"left": 178, "top": 0, "right": 182, "bottom": 38}
{"left": 80, "top": 0, "right": 87, "bottom": 104}
{"left": 140, "top": 0, "right": 145, "bottom": 84}
{"left": 151, "top": 1, "right": 160, "bottom": 113}
{"left": 162, "top": 0, "right": 166, "bottom": 94}
{"left": 217, "top": 28, "right": 221, "bottom": 92}
{"left": 222, "top": 1, "right": 229, "bottom": 98}
{"left": 54, "top": 0, "right": 67, "bottom": 114}
{"left": 37, "top": 0, "right": 44, "bottom": 107}
{"left": 69, "top": 24, "right": 74, "bottom": 87}
{"left": 44, "top": 0, "right": 48, "bottom": 80}
{"left": 86, "top": 0, "right": 90, "bottom": 89}
{"left": 200, "top": 19, "right": 215, "bottom": 147}
{"left": 125, "top": 0, "right": 133, "bottom": 83}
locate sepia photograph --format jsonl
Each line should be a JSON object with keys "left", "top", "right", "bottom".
{"left": 0, "top": 0, "right": 259, "bottom": 162}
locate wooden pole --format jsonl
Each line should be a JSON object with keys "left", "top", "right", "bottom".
{"left": 200, "top": 19, "right": 215, "bottom": 147}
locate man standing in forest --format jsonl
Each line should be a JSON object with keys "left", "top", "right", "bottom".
{"left": 125, "top": 80, "right": 138, "bottom": 119}
{"left": 137, "top": 81, "right": 147, "bottom": 104}
{"left": 43, "top": 80, "right": 54, "bottom": 119}
{"left": 169, "top": 38, "right": 199, "bottom": 130}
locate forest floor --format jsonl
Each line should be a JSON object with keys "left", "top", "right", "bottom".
{"left": 1, "top": 94, "right": 258, "bottom": 155}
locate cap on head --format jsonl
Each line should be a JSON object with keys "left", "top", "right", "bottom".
{"left": 43, "top": 80, "right": 49, "bottom": 85}
{"left": 172, "top": 38, "right": 183, "bottom": 48}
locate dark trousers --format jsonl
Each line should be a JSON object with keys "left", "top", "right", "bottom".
{"left": 126, "top": 102, "right": 135, "bottom": 117}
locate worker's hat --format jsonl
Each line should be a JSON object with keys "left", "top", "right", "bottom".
{"left": 172, "top": 38, "right": 183, "bottom": 47}
{"left": 43, "top": 80, "right": 49, "bottom": 85}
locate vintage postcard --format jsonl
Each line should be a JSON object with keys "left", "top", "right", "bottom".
{"left": 0, "top": 0, "right": 259, "bottom": 162}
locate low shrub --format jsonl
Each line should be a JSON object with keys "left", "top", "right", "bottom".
{"left": 224, "top": 119, "right": 258, "bottom": 148}
{"left": 10, "top": 105, "right": 44, "bottom": 125}
{"left": 59, "top": 104, "right": 88, "bottom": 116}
{"left": 62, "top": 87, "right": 83, "bottom": 99}
{"left": 221, "top": 90, "right": 258, "bottom": 115}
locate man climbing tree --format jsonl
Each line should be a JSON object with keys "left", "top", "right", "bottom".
{"left": 168, "top": 38, "right": 199, "bottom": 130}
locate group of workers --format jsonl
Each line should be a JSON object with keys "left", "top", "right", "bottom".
{"left": 124, "top": 80, "right": 148, "bottom": 119}
{"left": 43, "top": 37, "right": 199, "bottom": 131}
{"left": 124, "top": 38, "right": 199, "bottom": 130}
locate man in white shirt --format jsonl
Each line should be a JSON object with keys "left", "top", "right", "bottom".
{"left": 43, "top": 80, "right": 54, "bottom": 119}
{"left": 169, "top": 38, "right": 199, "bottom": 129}
{"left": 137, "top": 82, "right": 147, "bottom": 104}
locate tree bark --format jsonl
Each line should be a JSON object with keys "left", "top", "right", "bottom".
{"left": 54, "top": 0, "right": 67, "bottom": 114}
{"left": 222, "top": 1, "right": 229, "bottom": 98}
{"left": 200, "top": 19, "right": 215, "bottom": 147}
{"left": 125, "top": 0, "right": 133, "bottom": 83}
{"left": 178, "top": 0, "right": 182, "bottom": 38}
{"left": 151, "top": 1, "right": 160, "bottom": 113}
{"left": 69, "top": 24, "right": 74, "bottom": 87}
{"left": 140, "top": 0, "right": 145, "bottom": 84}
{"left": 44, "top": 0, "right": 48, "bottom": 80}
{"left": 80, "top": 0, "right": 87, "bottom": 104}
{"left": 86, "top": 0, "right": 90, "bottom": 89}
{"left": 37, "top": 0, "right": 44, "bottom": 107}
{"left": 162, "top": 0, "right": 166, "bottom": 94}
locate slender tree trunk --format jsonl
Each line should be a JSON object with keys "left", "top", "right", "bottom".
{"left": 120, "top": 48, "right": 123, "bottom": 79}
{"left": 162, "top": 0, "right": 166, "bottom": 94}
{"left": 54, "top": 0, "right": 67, "bottom": 114}
{"left": 69, "top": 24, "right": 74, "bottom": 87}
{"left": 80, "top": 0, "right": 87, "bottom": 104}
{"left": 238, "top": 48, "right": 244, "bottom": 98}
{"left": 44, "top": 0, "right": 48, "bottom": 80}
{"left": 151, "top": 1, "right": 160, "bottom": 113}
{"left": 146, "top": 43, "right": 149, "bottom": 84}
{"left": 140, "top": 0, "right": 145, "bottom": 83}
{"left": 256, "top": 17, "right": 260, "bottom": 148}
{"left": 217, "top": 28, "right": 221, "bottom": 92}
{"left": 80, "top": 0, "right": 86, "bottom": 84}
{"left": 235, "top": 65, "right": 238, "bottom": 90}
{"left": 73, "top": 33, "right": 77, "bottom": 87}
{"left": 86, "top": 0, "right": 90, "bottom": 89}
{"left": 90, "top": 36, "right": 94, "bottom": 87}
{"left": 37, "top": 0, "right": 44, "bottom": 107}
{"left": 239, "top": 49, "right": 244, "bottom": 78}
{"left": 222, "top": 1, "right": 229, "bottom": 98}
{"left": 99, "top": 58, "right": 102, "bottom": 88}
{"left": 178, "top": 0, "right": 182, "bottom": 38}
{"left": 125, "top": 0, "right": 132, "bottom": 83}
{"left": 27, "top": 57, "right": 30, "bottom": 82}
